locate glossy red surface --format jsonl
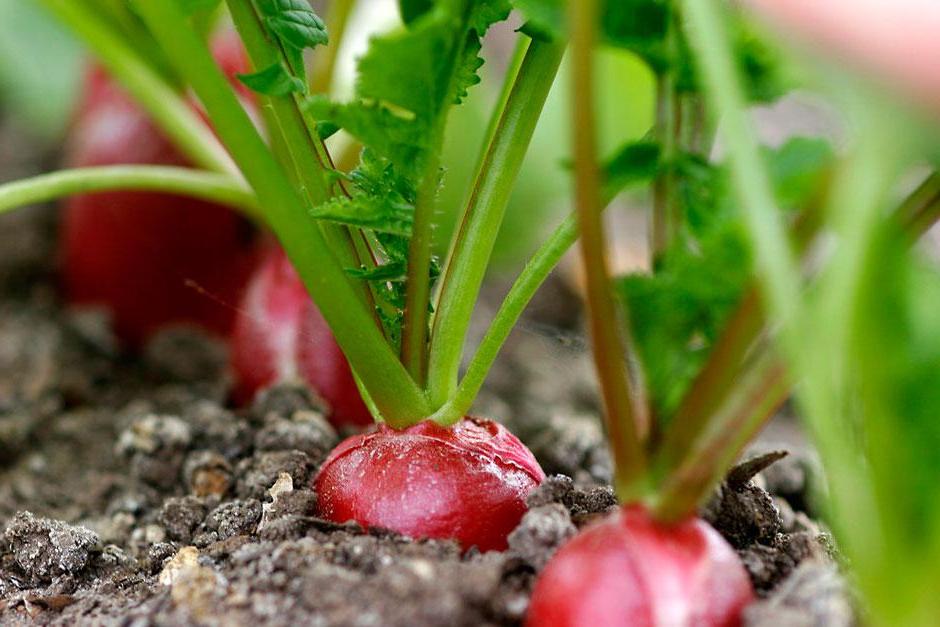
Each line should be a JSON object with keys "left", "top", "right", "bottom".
{"left": 315, "top": 417, "right": 546, "bottom": 551}
{"left": 526, "top": 504, "right": 754, "bottom": 627}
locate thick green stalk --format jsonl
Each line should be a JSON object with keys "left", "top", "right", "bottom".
{"left": 39, "top": 0, "right": 236, "bottom": 177}
{"left": 400, "top": 0, "right": 477, "bottom": 384}
{"left": 226, "top": 0, "right": 376, "bottom": 317}
{"left": 569, "top": 0, "right": 647, "bottom": 501}
{"left": 426, "top": 38, "right": 565, "bottom": 407}
{"left": 132, "top": 0, "right": 429, "bottom": 425}
{"left": 0, "top": 166, "right": 258, "bottom": 217}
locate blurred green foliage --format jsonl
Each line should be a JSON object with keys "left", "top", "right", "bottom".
{"left": 0, "top": 0, "right": 81, "bottom": 138}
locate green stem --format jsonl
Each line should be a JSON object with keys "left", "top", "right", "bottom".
{"left": 226, "top": 0, "right": 376, "bottom": 317}
{"left": 401, "top": 146, "right": 441, "bottom": 383}
{"left": 311, "top": 0, "right": 355, "bottom": 94}
{"left": 651, "top": 347, "right": 788, "bottom": 521}
{"left": 432, "top": 177, "right": 627, "bottom": 426}
{"left": 570, "top": 0, "right": 647, "bottom": 501}
{"left": 400, "top": 0, "right": 478, "bottom": 385}
{"left": 39, "top": 0, "right": 236, "bottom": 177}
{"left": 0, "top": 166, "right": 258, "bottom": 217}
{"left": 133, "top": 0, "right": 429, "bottom": 425}
{"left": 426, "top": 38, "right": 565, "bottom": 407}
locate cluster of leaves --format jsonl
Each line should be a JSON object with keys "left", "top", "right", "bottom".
{"left": 620, "top": 137, "right": 832, "bottom": 423}
{"left": 300, "top": 0, "right": 513, "bottom": 346}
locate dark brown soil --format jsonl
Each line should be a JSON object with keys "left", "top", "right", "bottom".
{"left": 0, "top": 119, "right": 855, "bottom": 626}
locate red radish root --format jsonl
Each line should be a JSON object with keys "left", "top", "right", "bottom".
{"left": 62, "top": 34, "right": 260, "bottom": 346}
{"left": 314, "top": 417, "right": 546, "bottom": 551}
{"left": 526, "top": 504, "right": 754, "bottom": 627}
{"left": 230, "top": 246, "right": 373, "bottom": 428}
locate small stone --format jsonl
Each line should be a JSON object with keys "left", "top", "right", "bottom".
{"left": 116, "top": 414, "right": 192, "bottom": 489}
{"left": 507, "top": 504, "right": 577, "bottom": 570}
{"left": 183, "top": 450, "right": 232, "bottom": 497}
{"left": 2, "top": 512, "right": 100, "bottom": 584}
{"left": 254, "top": 410, "right": 338, "bottom": 463}
{"left": 159, "top": 496, "right": 209, "bottom": 543}
{"left": 204, "top": 500, "right": 262, "bottom": 540}
{"left": 236, "top": 450, "right": 314, "bottom": 500}
{"left": 158, "top": 545, "right": 200, "bottom": 586}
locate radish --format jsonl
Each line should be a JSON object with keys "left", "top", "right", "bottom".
{"left": 61, "top": 34, "right": 260, "bottom": 346}
{"left": 230, "top": 246, "right": 373, "bottom": 428}
{"left": 525, "top": 505, "right": 754, "bottom": 627}
{"left": 314, "top": 417, "right": 546, "bottom": 551}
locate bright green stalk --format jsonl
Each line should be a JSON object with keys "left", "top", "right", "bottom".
{"left": 426, "top": 38, "right": 565, "bottom": 407}
{"left": 38, "top": 0, "right": 236, "bottom": 177}
{"left": 432, "top": 212, "right": 579, "bottom": 425}
{"left": 132, "top": 0, "right": 429, "bottom": 425}
{"left": 225, "top": 0, "right": 376, "bottom": 317}
{"left": 569, "top": 0, "right": 647, "bottom": 501}
{"left": 401, "top": 0, "right": 476, "bottom": 384}
{"left": 0, "top": 166, "right": 258, "bottom": 217}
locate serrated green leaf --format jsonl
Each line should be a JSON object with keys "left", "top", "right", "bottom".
{"left": 305, "top": 96, "right": 429, "bottom": 179}
{"left": 311, "top": 194, "right": 414, "bottom": 236}
{"left": 237, "top": 62, "right": 307, "bottom": 96}
{"left": 471, "top": 0, "right": 512, "bottom": 35}
{"left": 257, "top": 0, "right": 328, "bottom": 50}
{"left": 356, "top": 15, "right": 455, "bottom": 122}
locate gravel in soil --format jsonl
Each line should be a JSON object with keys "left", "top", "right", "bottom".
{"left": 0, "top": 133, "right": 854, "bottom": 625}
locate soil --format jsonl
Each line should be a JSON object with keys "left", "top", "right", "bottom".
{"left": 0, "top": 117, "right": 856, "bottom": 626}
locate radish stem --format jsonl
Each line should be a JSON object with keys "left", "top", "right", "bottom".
{"left": 0, "top": 166, "right": 259, "bottom": 217}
